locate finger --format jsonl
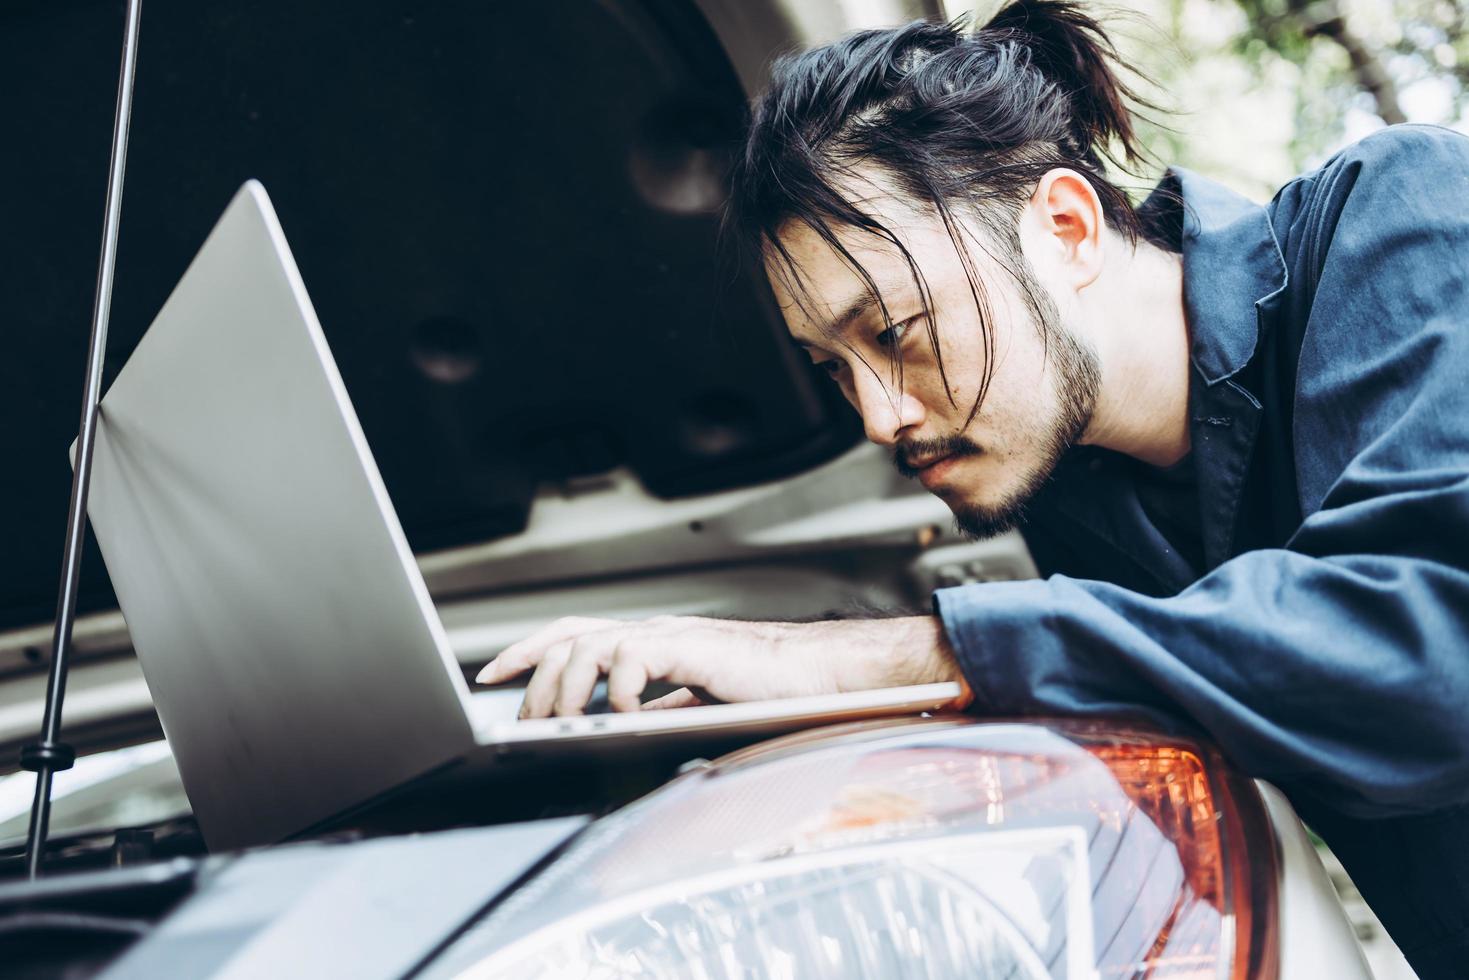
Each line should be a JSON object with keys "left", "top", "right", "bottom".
{"left": 605, "top": 636, "right": 713, "bottom": 711}
{"left": 519, "top": 641, "right": 574, "bottom": 719}
{"left": 554, "top": 639, "right": 613, "bottom": 717}
{"left": 476, "top": 655, "right": 533, "bottom": 687}
{"left": 606, "top": 646, "right": 653, "bottom": 713}
{"left": 641, "top": 687, "right": 706, "bottom": 710}
{"left": 477, "top": 616, "right": 620, "bottom": 684}
{"left": 479, "top": 616, "right": 618, "bottom": 683}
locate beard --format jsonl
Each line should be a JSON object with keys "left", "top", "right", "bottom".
{"left": 894, "top": 260, "right": 1101, "bottom": 541}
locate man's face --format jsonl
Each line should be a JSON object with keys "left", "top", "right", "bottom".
{"left": 771, "top": 188, "right": 1101, "bottom": 539}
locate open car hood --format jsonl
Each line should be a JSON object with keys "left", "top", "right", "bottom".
{"left": 2, "top": 0, "right": 909, "bottom": 630}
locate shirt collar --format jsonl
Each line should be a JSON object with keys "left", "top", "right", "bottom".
{"left": 1145, "top": 168, "right": 1289, "bottom": 385}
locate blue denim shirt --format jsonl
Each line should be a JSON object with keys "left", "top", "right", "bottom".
{"left": 933, "top": 124, "right": 1469, "bottom": 975}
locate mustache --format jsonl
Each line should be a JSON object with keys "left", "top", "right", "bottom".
{"left": 893, "top": 434, "right": 983, "bottom": 479}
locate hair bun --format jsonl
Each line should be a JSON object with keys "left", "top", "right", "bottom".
{"left": 980, "top": 0, "right": 1150, "bottom": 167}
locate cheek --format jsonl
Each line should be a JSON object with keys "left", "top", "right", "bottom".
{"left": 990, "top": 377, "right": 1070, "bottom": 456}
{"left": 916, "top": 341, "right": 986, "bottom": 423}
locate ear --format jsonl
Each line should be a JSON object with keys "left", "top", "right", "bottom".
{"left": 1028, "top": 168, "right": 1105, "bottom": 290}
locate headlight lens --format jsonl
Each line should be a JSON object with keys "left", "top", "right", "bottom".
{"left": 425, "top": 719, "right": 1276, "bottom": 980}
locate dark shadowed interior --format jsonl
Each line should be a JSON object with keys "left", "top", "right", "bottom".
{"left": 0, "top": 0, "right": 861, "bottom": 630}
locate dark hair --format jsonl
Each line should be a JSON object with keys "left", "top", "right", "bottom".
{"left": 726, "top": 1, "right": 1175, "bottom": 422}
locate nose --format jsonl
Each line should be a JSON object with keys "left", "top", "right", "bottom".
{"left": 849, "top": 371, "right": 926, "bottom": 447}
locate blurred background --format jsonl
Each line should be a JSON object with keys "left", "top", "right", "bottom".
{"left": 2, "top": 2, "right": 1461, "bottom": 974}
{"left": 1053, "top": 0, "right": 1468, "bottom": 199}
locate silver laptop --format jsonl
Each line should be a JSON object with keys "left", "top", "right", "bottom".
{"left": 82, "top": 182, "right": 961, "bottom": 852}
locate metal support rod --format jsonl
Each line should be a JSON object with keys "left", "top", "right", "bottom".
{"left": 21, "top": 0, "right": 143, "bottom": 880}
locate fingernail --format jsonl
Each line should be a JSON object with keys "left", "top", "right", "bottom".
{"left": 475, "top": 667, "right": 494, "bottom": 684}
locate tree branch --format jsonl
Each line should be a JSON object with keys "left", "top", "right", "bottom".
{"left": 1293, "top": 0, "right": 1407, "bottom": 124}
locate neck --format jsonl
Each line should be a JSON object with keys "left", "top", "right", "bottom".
{"left": 1078, "top": 234, "right": 1191, "bottom": 467}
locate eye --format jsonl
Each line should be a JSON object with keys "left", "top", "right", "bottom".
{"left": 875, "top": 316, "right": 920, "bottom": 350}
{"left": 813, "top": 359, "right": 845, "bottom": 377}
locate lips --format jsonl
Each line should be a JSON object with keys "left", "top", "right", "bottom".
{"left": 895, "top": 439, "right": 981, "bottom": 484}
{"left": 915, "top": 454, "right": 960, "bottom": 489}
{"left": 906, "top": 453, "right": 950, "bottom": 471}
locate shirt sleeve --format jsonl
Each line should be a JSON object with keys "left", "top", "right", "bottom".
{"left": 934, "top": 125, "right": 1469, "bottom": 820}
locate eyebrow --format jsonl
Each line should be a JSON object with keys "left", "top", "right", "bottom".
{"left": 792, "top": 291, "right": 881, "bottom": 349}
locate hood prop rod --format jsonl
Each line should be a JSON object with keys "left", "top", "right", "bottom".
{"left": 19, "top": 0, "right": 143, "bottom": 880}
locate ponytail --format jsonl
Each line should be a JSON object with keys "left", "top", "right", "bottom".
{"left": 980, "top": 0, "right": 1152, "bottom": 168}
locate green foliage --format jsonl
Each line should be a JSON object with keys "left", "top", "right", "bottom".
{"left": 1227, "top": 0, "right": 1463, "bottom": 148}
{"left": 1102, "top": 0, "right": 1468, "bottom": 194}
{"left": 952, "top": 0, "right": 1466, "bottom": 194}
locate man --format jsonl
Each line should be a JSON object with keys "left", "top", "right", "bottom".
{"left": 478, "top": 3, "right": 1469, "bottom": 972}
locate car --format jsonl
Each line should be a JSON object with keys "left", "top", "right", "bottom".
{"left": 0, "top": 1, "right": 1397, "bottom": 977}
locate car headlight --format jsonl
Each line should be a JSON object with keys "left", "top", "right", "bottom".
{"left": 423, "top": 718, "right": 1277, "bottom": 980}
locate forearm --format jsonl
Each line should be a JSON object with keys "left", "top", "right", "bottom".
{"left": 821, "top": 615, "right": 973, "bottom": 708}
{"left": 934, "top": 549, "right": 1469, "bottom": 817}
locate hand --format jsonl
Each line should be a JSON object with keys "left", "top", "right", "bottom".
{"left": 474, "top": 614, "right": 971, "bottom": 718}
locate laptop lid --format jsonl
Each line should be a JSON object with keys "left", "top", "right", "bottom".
{"left": 85, "top": 182, "right": 477, "bottom": 852}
